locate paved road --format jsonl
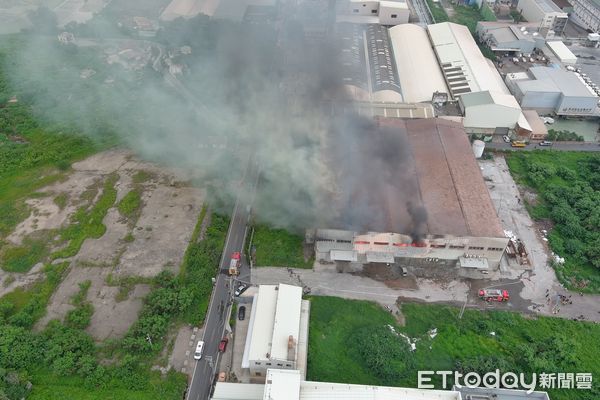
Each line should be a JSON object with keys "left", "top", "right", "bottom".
{"left": 487, "top": 141, "right": 600, "bottom": 152}
{"left": 186, "top": 156, "right": 260, "bottom": 400}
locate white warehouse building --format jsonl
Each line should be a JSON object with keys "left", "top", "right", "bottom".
{"left": 336, "top": 0, "right": 410, "bottom": 25}
{"left": 427, "top": 22, "right": 531, "bottom": 133}
{"left": 506, "top": 66, "right": 599, "bottom": 116}
{"left": 516, "top": 0, "right": 568, "bottom": 34}
{"left": 241, "top": 284, "right": 310, "bottom": 380}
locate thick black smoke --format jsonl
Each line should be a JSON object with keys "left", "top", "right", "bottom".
{"left": 3, "top": 3, "right": 428, "bottom": 234}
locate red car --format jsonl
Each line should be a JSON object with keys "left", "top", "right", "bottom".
{"left": 218, "top": 338, "right": 229, "bottom": 352}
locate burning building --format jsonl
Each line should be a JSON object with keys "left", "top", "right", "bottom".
{"left": 312, "top": 118, "right": 508, "bottom": 277}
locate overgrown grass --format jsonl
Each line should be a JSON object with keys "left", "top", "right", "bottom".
{"left": 308, "top": 297, "right": 600, "bottom": 399}
{"left": 28, "top": 368, "right": 186, "bottom": 400}
{"left": 506, "top": 152, "right": 600, "bottom": 292}
{"left": 0, "top": 262, "right": 69, "bottom": 328}
{"left": 51, "top": 173, "right": 118, "bottom": 260}
{"left": 180, "top": 209, "right": 229, "bottom": 325}
{"left": 425, "top": 0, "right": 449, "bottom": 23}
{"left": 117, "top": 189, "right": 142, "bottom": 218}
{"left": 1, "top": 236, "right": 51, "bottom": 272}
{"left": 252, "top": 224, "right": 312, "bottom": 268}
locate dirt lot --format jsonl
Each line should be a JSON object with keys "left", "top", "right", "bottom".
{"left": 8, "top": 150, "right": 205, "bottom": 340}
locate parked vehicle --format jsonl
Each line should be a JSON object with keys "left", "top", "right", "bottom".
{"left": 235, "top": 283, "right": 249, "bottom": 297}
{"left": 539, "top": 140, "right": 553, "bottom": 146}
{"left": 218, "top": 338, "right": 229, "bottom": 352}
{"left": 399, "top": 266, "right": 408, "bottom": 276}
{"left": 479, "top": 289, "right": 509, "bottom": 302}
{"left": 502, "top": 135, "right": 511, "bottom": 143}
{"left": 511, "top": 141, "right": 527, "bottom": 148}
{"left": 229, "top": 252, "right": 241, "bottom": 276}
{"left": 194, "top": 340, "right": 205, "bottom": 360}
{"left": 238, "top": 306, "right": 246, "bottom": 320}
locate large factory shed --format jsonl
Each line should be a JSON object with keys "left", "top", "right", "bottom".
{"left": 314, "top": 118, "right": 508, "bottom": 273}
{"left": 377, "top": 118, "right": 504, "bottom": 238}
{"left": 387, "top": 24, "right": 449, "bottom": 103}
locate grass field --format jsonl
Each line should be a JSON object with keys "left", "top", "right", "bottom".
{"left": 506, "top": 152, "right": 600, "bottom": 293}
{"left": 29, "top": 369, "right": 186, "bottom": 400}
{"left": 251, "top": 224, "right": 312, "bottom": 268}
{"left": 307, "top": 297, "right": 600, "bottom": 399}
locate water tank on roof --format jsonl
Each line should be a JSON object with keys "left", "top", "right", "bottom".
{"left": 472, "top": 140, "right": 485, "bottom": 159}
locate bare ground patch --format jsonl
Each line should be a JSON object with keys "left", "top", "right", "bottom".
{"left": 9, "top": 149, "right": 206, "bottom": 340}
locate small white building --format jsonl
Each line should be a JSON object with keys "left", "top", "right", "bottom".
{"left": 516, "top": 0, "right": 568, "bottom": 34}
{"left": 336, "top": 0, "right": 410, "bottom": 25}
{"left": 241, "top": 284, "right": 310, "bottom": 380}
{"left": 546, "top": 40, "right": 577, "bottom": 64}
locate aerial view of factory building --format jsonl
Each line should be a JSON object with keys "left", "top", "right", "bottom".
{"left": 309, "top": 118, "right": 509, "bottom": 278}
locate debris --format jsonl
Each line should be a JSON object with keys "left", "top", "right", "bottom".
{"left": 428, "top": 328, "right": 438, "bottom": 339}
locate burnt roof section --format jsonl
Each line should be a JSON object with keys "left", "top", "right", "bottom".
{"left": 377, "top": 118, "right": 504, "bottom": 238}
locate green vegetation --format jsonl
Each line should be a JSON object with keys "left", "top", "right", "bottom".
{"left": 1, "top": 237, "right": 50, "bottom": 273}
{"left": 1, "top": 262, "right": 69, "bottom": 329}
{"left": 65, "top": 280, "right": 93, "bottom": 330}
{"left": 452, "top": 4, "right": 496, "bottom": 33}
{"left": 506, "top": 152, "right": 600, "bottom": 292}
{"left": 106, "top": 274, "right": 152, "bottom": 302}
{"left": 53, "top": 193, "right": 68, "bottom": 210}
{"left": 425, "top": 0, "right": 449, "bottom": 23}
{"left": 180, "top": 210, "right": 229, "bottom": 325}
{"left": 118, "top": 189, "right": 142, "bottom": 218}
{"left": 308, "top": 297, "right": 600, "bottom": 399}
{"left": 547, "top": 129, "right": 585, "bottom": 142}
{"left": 252, "top": 224, "right": 312, "bottom": 268}
{"left": 52, "top": 173, "right": 118, "bottom": 260}
{"left": 132, "top": 170, "right": 155, "bottom": 185}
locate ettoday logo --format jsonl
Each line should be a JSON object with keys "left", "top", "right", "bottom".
{"left": 417, "top": 370, "right": 593, "bottom": 393}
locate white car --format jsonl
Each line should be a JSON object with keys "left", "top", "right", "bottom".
{"left": 502, "top": 135, "right": 511, "bottom": 143}
{"left": 194, "top": 340, "right": 204, "bottom": 360}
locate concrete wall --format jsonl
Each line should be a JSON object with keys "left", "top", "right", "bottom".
{"left": 378, "top": 2, "right": 410, "bottom": 24}
{"left": 341, "top": 0, "right": 380, "bottom": 15}
{"left": 557, "top": 95, "right": 599, "bottom": 115}
{"left": 520, "top": 91, "right": 561, "bottom": 109}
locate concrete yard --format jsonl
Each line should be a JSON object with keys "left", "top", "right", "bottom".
{"left": 5, "top": 150, "right": 206, "bottom": 340}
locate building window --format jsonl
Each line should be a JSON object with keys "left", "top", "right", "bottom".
{"left": 353, "top": 8, "right": 359, "bottom": 13}
{"left": 391, "top": 14, "right": 397, "bottom": 18}
{"left": 256, "top": 372, "right": 262, "bottom": 377}
{"left": 468, "top": 246, "right": 485, "bottom": 250}
{"left": 266, "top": 363, "right": 271, "bottom": 366}
{"left": 255, "top": 362, "right": 261, "bottom": 365}
{"left": 286, "top": 364, "right": 291, "bottom": 367}
{"left": 450, "top": 245, "right": 465, "bottom": 249}
{"left": 371, "top": 9, "right": 377, "bottom": 13}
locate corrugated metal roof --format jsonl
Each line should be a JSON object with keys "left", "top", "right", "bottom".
{"left": 546, "top": 41, "right": 576, "bottom": 62}
{"left": 388, "top": 24, "right": 449, "bottom": 103}
{"left": 330, "top": 250, "right": 358, "bottom": 262}
{"left": 270, "top": 285, "right": 303, "bottom": 361}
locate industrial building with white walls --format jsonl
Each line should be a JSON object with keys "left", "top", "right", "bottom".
{"left": 309, "top": 118, "right": 509, "bottom": 278}
{"left": 505, "top": 66, "right": 600, "bottom": 116}
{"left": 516, "top": 0, "right": 568, "bottom": 34}
{"left": 336, "top": 0, "right": 410, "bottom": 25}
{"left": 241, "top": 284, "right": 310, "bottom": 380}
{"left": 211, "top": 368, "right": 550, "bottom": 400}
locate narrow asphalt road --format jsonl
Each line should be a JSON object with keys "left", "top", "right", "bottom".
{"left": 186, "top": 156, "right": 259, "bottom": 400}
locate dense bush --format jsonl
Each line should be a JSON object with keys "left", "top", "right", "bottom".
{"left": 547, "top": 129, "right": 584, "bottom": 142}
{"left": 507, "top": 152, "right": 600, "bottom": 292}
{"left": 355, "top": 325, "right": 414, "bottom": 384}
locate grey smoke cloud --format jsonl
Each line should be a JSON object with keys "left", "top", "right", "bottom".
{"left": 4, "top": 10, "right": 426, "bottom": 235}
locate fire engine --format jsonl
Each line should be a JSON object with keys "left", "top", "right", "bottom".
{"left": 478, "top": 289, "right": 509, "bottom": 302}
{"left": 229, "top": 252, "right": 241, "bottom": 276}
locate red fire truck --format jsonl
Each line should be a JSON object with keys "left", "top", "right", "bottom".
{"left": 478, "top": 289, "right": 509, "bottom": 302}
{"left": 228, "top": 252, "right": 241, "bottom": 276}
